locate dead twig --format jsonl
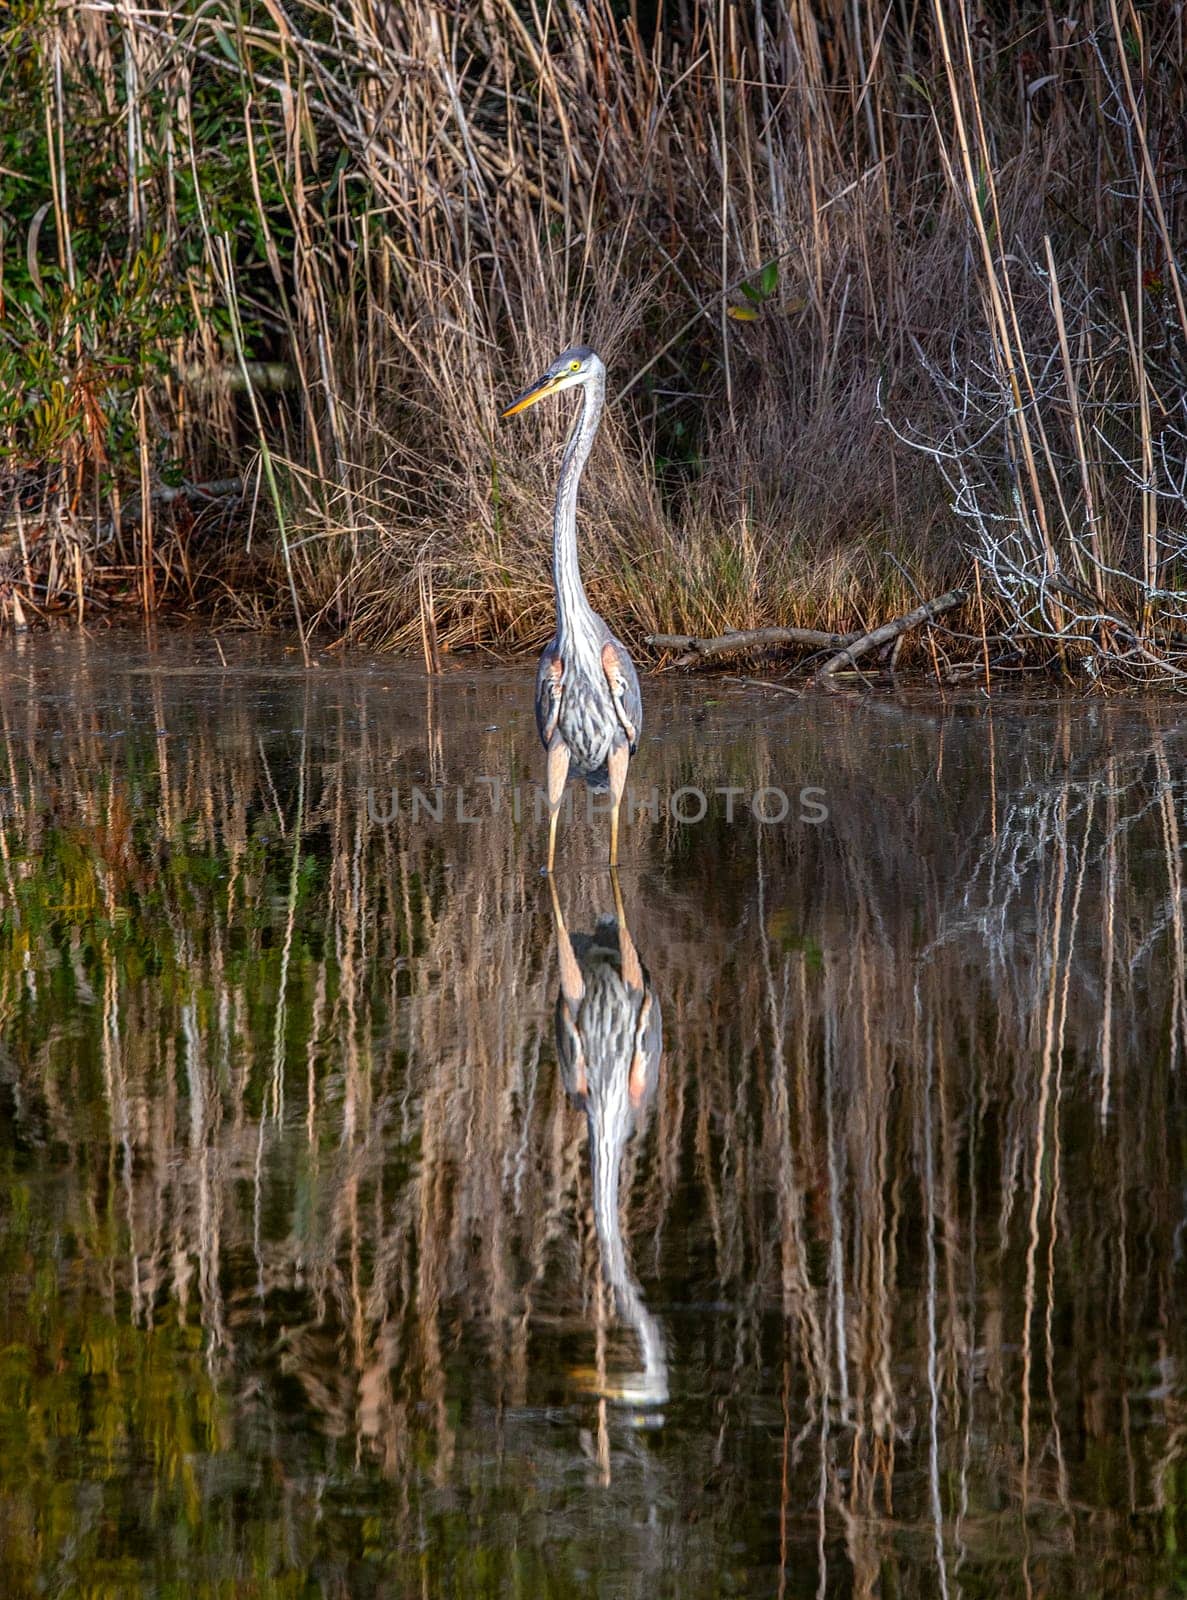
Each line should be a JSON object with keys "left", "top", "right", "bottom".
{"left": 732, "top": 676, "right": 803, "bottom": 696}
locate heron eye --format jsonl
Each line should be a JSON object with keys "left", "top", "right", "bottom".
{"left": 569, "top": 359, "right": 581, "bottom": 371}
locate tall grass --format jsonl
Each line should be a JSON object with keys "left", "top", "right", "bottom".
{"left": 2, "top": 1, "right": 1186, "bottom": 673}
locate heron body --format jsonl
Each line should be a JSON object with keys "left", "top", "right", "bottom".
{"left": 534, "top": 631, "right": 634, "bottom": 788}
{"left": 502, "top": 347, "right": 642, "bottom": 869}
{"left": 550, "top": 874, "right": 667, "bottom": 1405}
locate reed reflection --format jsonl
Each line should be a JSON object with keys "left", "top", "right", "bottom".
{"left": 2, "top": 638, "right": 1187, "bottom": 1596}
{"left": 550, "top": 872, "right": 667, "bottom": 1408}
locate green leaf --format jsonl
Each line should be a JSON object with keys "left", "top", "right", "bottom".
{"left": 211, "top": 25, "right": 240, "bottom": 68}
{"left": 759, "top": 258, "right": 778, "bottom": 298}
{"left": 740, "top": 281, "right": 762, "bottom": 304}
{"left": 322, "top": 149, "right": 351, "bottom": 219}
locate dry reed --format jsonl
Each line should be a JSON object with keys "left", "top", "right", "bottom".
{"left": 1, "top": 3, "right": 1186, "bottom": 677}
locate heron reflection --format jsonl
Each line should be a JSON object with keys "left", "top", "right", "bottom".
{"left": 550, "top": 872, "right": 667, "bottom": 1407}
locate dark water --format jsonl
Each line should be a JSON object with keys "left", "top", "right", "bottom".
{"left": 1, "top": 633, "right": 1185, "bottom": 1598}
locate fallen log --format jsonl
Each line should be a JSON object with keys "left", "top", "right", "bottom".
{"left": 148, "top": 478, "right": 244, "bottom": 505}
{"left": 647, "top": 624, "right": 860, "bottom": 667}
{"left": 814, "top": 589, "right": 968, "bottom": 682}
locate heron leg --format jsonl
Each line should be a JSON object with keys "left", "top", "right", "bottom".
{"left": 546, "top": 739, "right": 570, "bottom": 873}
{"left": 607, "top": 741, "right": 629, "bottom": 868}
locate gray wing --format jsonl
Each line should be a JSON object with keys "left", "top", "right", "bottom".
{"left": 555, "top": 990, "right": 587, "bottom": 1108}
{"left": 535, "top": 637, "right": 563, "bottom": 749}
{"left": 607, "top": 635, "right": 642, "bottom": 754}
{"left": 637, "top": 971, "right": 663, "bottom": 1093}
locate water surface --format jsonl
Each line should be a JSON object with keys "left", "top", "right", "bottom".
{"left": 1, "top": 633, "right": 1185, "bottom": 1597}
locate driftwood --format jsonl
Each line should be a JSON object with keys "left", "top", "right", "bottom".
{"left": 148, "top": 478, "right": 244, "bottom": 505}
{"left": 179, "top": 362, "right": 296, "bottom": 395}
{"left": 659, "top": 585, "right": 1184, "bottom": 685}
{"left": 647, "top": 624, "right": 860, "bottom": 667}
{"left": 102, "top": 480, "right": 245, "bottom": 527}
{"left": 648, "top": 592, "right": 967, "bottom": 677}
{"left": 814, "top": 589, "right": 968, "bottom": 681}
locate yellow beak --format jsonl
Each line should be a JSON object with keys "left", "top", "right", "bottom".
{"left": 501, "top": 374, "right": 561, "bottom": 418}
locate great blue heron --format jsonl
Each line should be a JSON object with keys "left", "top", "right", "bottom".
{"left": 502, "top": 347, "right": 642, "bottom": 872}
{"left": 550, "top": 872, "right": 667, "bottom": 1406}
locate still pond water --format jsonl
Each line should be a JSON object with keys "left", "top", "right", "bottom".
{"left": 1, "top": 633, "right": 1186, "bottom": 1598}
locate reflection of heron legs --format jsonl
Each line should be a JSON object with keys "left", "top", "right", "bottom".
{"left": 546, "top": 739, "right": 570, "bottom": 873}
{"left": 609, "top": 867, "right": 642, "bottom": 992}
{"left": 548, "top": 875, "right": 585, "bottom": 1008}
{"left": 609, "top": 866, "right": 650, "bottom": 1105}
{"left": 607, "top": 742, "right": 629, "bottom": 868}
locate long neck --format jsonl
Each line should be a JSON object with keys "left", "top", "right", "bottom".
{"left": 553, "top": 370, "right": 603, "bottom": 645}
{"left": 588, "top": 1094, "right": 669, "bottom": 1405}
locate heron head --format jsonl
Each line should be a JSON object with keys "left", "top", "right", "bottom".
{"left": 501, "top": 346, "right": 602, "bottom": 418}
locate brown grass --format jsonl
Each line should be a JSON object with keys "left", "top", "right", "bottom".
{"left": 2, "top": 2, "right": 1186, "bottom": 674}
